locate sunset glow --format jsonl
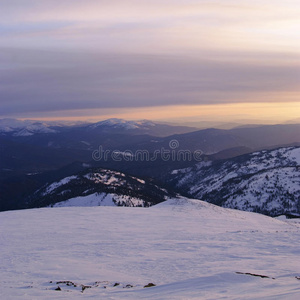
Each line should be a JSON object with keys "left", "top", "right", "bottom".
{"left": 0, "top": 0, "right": 299, "bottom": 123}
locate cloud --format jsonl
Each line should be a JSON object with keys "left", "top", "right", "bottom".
{"left": 0, "top": 1, "right": 299, "bottom": 117}
{"left": 1, "top": 1, "right": 299, "bottom": 54}
{"left": 0, "top": 48, "right": 299, "bottom": 116}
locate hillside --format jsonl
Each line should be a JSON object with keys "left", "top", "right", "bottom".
{"left": 27, "top": 168, "right": 176, "bottom": 208}
{"left": 1, "top": 119, "right": 300, "bottom": 213}
{"left": 168, "top": 146, "right": 300, "bottom": 216}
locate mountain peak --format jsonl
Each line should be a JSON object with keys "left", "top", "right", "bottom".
{"left": 0, "top": 118, "right": 57, "bottom": 135}
{"left": 89, "top": 118, "right": 155, "bottom": 130}
{"left": 28, "top": 168, "right": 175, "bottom": 208}
{"left": 169, "top": 146, "right": 300, "bottom": 216}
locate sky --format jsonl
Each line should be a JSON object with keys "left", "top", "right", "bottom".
{"left": 0, "top": 0, "right": 299, "bottom": 123}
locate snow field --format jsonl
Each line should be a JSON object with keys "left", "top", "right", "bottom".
{"left": 0, "top": 198, "right": 300, "bottom": 299}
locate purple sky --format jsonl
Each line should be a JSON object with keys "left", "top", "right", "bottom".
{"left": 0, "top": 0, "right": 299, "bottom": 121}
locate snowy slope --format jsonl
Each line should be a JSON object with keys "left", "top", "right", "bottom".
{"left": 29, "top": 168, "right": 175, "bottom": 208}
{"left": 0, "top": 198, "right": 299, "bottom": 299}
{"left": 88, "top": 118, "right": 156, "bottom": 130}
{"left": 169, "top": 147, "right": 300, "bottom": 216}
{"left": 85, "top": 118, "right": 199, "bottom": 137}
{"left": 51, "top": 193, "right": 146, "bottom": 207}
{"left": 0, "top": 118, "right": 57, "bottom": 135}
{"left": 0, "top": 118, "right": 87, "bottom": 136}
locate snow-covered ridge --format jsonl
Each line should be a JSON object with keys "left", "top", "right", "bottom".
{"left": 88, "top": 118, "right": 156, "bottom": 130}
{"left": 84, "top": 170, "right": 127, "bottom": 186}
{"left": 41, "top": 169, "right": 143, "bottom": 197}
{"left": 50, "top": 192, "right": 146, "bottom": 208}
{"left": 169, "top": 146, "right": 300, "bottom": 216}
{"left": 42, "top": 175, "right": 78, "bottom": 196}
{"left": 30, "top": 168, "right": 173, "bottom": 208}
{"left": 0, "top": 118, "right": 87, "bottom": 136}
{"left": 0, "top": 118, "right": 58, "bottom": 136}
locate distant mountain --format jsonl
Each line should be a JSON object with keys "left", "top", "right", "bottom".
{"left": 2, "top": 119, "right": 299, "bottom": 155}
{"left": 285, "top": 117, "right": 300, "bottom": 124}
{"left": 0, "top": 118, "right": 198, "bottom": 138}
{"left": 88, "top": 118, "right": 156, "bottom": 130}
{"left": 85, "top": 118, "right": 199, "bottom": 137}
{"left": 168, "top": 146, "right": 300, "bottom": 216}
{"left": 163, "top": 124, "right": 300, "bottom": 154}
{"left": 229, "top": 124, "right": 300, "bottom": 150}
{"left": 1, "top": 120, "right": 300, "bottom": 213}
{"left": 0, "top": 119, "right": 58, "bottom": 136}
{"left": 0, "top": 118, "right": 198, "bottom": 178}
{"left": 27, "top": 168, "right": 177, "bottom": 208}
{"left": 166, "top": 120, "right": 243, "bottom": 130}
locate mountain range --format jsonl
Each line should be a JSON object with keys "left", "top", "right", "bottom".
{"left": 1, "top": 118, "right": 299, "bottom": 179}
{"left": 27, "top": 168, "right": 176, "bottom": 209}
{"left": 168, "top": 146, "right": 300, "bottom": 217}
{"left": 1, "top": 118, "right": 300, "bottom": 216}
